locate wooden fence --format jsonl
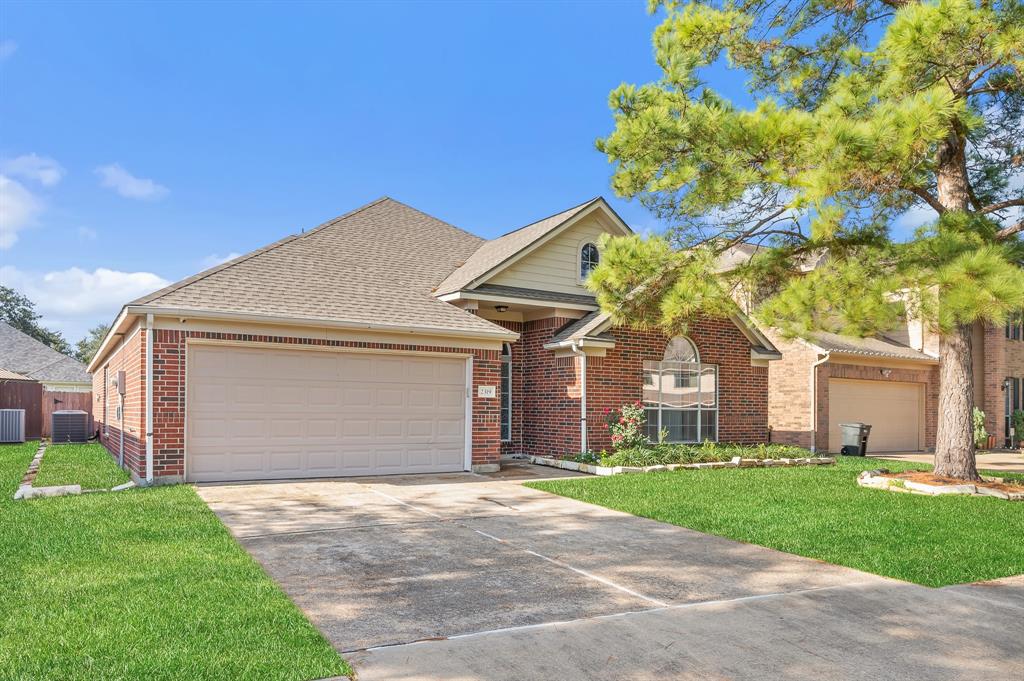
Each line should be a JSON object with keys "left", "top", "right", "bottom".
{"left": 41, "top": 390, "right": 93, "bottom": 438}
{"left": 0, "top": 382, "right": 93, "bottom": 440}
{"left": 0, "top": 380, "right": 43, "bottom": 439}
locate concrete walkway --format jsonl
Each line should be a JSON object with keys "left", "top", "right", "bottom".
{"left": 870, "top": 450, "right": 1024, "bottom": 473}
{"left": 197, "top": 463, "right": 1024, "bottom": 680}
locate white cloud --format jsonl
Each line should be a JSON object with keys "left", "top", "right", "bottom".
{"left": 199, "top": 252, "right": 241, "bottom": 269}
{"left": 0, "top": 266, "right": 170, "bottom": 341}
{"left": 95, "top": 163, "right": 169, "bottom": 200}
{"left": 0, "top": 175, "right": 42, "bottom": 249}
{"left": 0, "top": 40, "right": 16, "bottom": 60}
{"left": 1, "top": 153, "right": 65, "bottom": 186}
{"left": 893, "top": 203, "right": 937, "bottom": 232}
{"left": 77, "top": 226, "right": 98, "bottom": 241}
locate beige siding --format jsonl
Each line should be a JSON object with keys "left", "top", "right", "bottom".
{"left": 488, "top": 212, "right": 622, "bottom": 294}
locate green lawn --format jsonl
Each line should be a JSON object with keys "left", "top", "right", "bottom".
{"left": 34, "top": 443, "right": 132, "bottom": 489}
{"left": 527, "top": 456, "right": 1024, "bottom": 587}
{"left": 0, "top": 441, "right": 350, "bottom": 680}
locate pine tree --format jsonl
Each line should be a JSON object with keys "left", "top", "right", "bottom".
{"left": 594, "top": 0, "right": 1024, "bottom": 480}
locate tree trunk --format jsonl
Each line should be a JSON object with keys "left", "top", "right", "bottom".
{"left": 931, "top": 130, "right": 980, "bottom": 481}
{"left": 933, "top": 325, "right": 980, "bottom": 480}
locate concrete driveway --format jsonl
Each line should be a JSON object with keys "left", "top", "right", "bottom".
{"left": 197, "top": 462, "right": 1024, "bottom": 681}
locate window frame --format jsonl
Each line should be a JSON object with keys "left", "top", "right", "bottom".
{"left": 578, "top": 241, "right": 600, "bottom": 282}
{"left": 642, "top": 360, "right": 719, "bottom": 444}
{"left": 500, "top": 342, "right": 512, "bottom": 442}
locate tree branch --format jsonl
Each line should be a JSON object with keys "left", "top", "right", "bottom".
{"left": 979, "top": 198, "right": 1024, "bottom": 215}
{"left": 996, "top": 219, "right": 1024, "bottom": 240}
{"left": 906, "top": 187, "right": 946, "bottom": 215}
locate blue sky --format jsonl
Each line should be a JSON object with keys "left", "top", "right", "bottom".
{"left": 2, "top": 1, "right": 709, "bottom": 340}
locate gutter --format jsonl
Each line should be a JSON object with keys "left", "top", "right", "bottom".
{"left": 145, "top": 313, "right": 154, "bottom": 484}
{"left": 570, "top": 341, "right": 588, "bottom": 453}
{"left": 809, "top": 351, "right": 831, "bottom": 453}
{"left": 124, "top": 305, "right": 520, "bottom": 342}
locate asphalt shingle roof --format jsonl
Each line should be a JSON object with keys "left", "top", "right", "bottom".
{"left": 471, "top": 284, "right": 598, "bottom": 307}
{"left": 131, "top": 198, "right": 515, "bottom": 338}
{"left": 0, "top": 323, "right": 90, "bottom": 384}
{"left": 434, "top": 198, "right": 601, "bottom": 295}
{"left": 810, "top": 331, "right": 937, "bottom": 361}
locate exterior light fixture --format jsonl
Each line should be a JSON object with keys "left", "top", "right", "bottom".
{"left": 494, "top": 305, "right": 509, "bottom": 313}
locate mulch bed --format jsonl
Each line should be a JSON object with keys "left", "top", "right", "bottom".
{"left": 878, "top": 471, "right": 1024, "bottom": 494}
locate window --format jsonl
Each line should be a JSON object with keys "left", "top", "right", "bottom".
{"left": 500, "top": 342, "right": 512, "bottom": 442}
{"left": 642, "top": 336, "right": 717, "bottom": 443}
{"left": 1007, "top": 311, "right": 1023, "bottom": 340}
{"left": 580, "top": 242, "right": 599, "bottom": 281}
{"left": 1006, "top": 377, "right": 1021, "bottom": 448}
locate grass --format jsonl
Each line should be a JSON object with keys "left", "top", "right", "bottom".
{"left": 527, "top": 456, "right": 1024, "bottom": 587}
{"left": 34, "top": 443, "right": 132, "bottom": 489}
{"left": 0, "top": 441, "right": 351, "bottom": 680}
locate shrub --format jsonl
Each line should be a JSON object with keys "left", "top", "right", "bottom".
{"left": 1013, "top": 410, "right": 1024, "bottom": 448}
{"left": 972, "top": 407, "right": 988, "bottom": 448}
{"left": 603, "top": 402, "right": 647, "bottom": 450}
{"left": 599, "top": 442, "right": 811, "bottom": 467}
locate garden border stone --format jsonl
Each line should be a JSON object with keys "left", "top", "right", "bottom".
{"left": 13, "top": 441, "right": 137, "bottom": 501}
{"left": 857, "top": 470, "right": 1023, "bottom": 501}
{"left": 529, "top": 454, "right": 836, "bottom": 477}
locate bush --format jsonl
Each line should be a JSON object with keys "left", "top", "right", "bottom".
{"left": 973, "top": 407, "right": 988, "bottom": 448}
{"left": 1013, "top": 410, "right": 1024, "bottom": 448}
{"left": 603, "top": 402, "right": 647, "bottom": 450}
{"left": 599, "top": 441, "right": 811, "bottom": 468}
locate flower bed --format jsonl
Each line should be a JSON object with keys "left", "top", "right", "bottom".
{"left": 858, "top": 469, "right": 1024, "bottom": 501}
{"left": 532, "top": 442, "right": 834, "bottom": 476}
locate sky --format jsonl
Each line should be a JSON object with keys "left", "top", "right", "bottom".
{"left": 0, "top": 0, "right": 944, "bottom": 344}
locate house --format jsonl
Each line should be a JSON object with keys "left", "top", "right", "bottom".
{"left": 0, "top": 322, "right": 93, "bottom": 438}
{"left": 88, "top": 197, "right": 780, "bottom": 484}
{"left": 0, "top": 322, "right": 91, "bottom": 392}
{"left": 719, "top": 242, "right": 1024, "bottom": 454}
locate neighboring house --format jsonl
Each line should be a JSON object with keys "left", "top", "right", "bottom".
{"left": 723, "top": 246, "right": 1024, "bottom": 454}
{"left": 88, "top": 197, "right": 780, "bottom": 484}
{"left": 0, "top": 322, "right": 93, "bottom": 438}
{"left": 0, "top": 322, "right": 91, "bottom": 392}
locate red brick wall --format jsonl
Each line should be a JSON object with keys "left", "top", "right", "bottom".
{"left": 94, "top": 326, "right": 145, "bottom": 477}
{"left": 118, "top": 330, "right": 502, "bottom": 480}
{"left": 517, "top": 315, "right": 769, "bottom": 458}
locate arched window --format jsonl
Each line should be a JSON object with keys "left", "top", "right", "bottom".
{"left": 641, "top": 336, "right": 717, "bottom": 444}
{"left": 664, "top": 336, "right": 699, "bottom": 363}
{"left": 500, "top": 343, "right": 512, "bottom": 442}
{"left": 579, "top": 242, "right": 599, "bottom": 281}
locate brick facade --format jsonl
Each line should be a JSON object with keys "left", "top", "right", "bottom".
{"left": 981, "top": 321, "right": 1024, "bottom": 445}
{"left": 500, "top": 314, "right": 769, "bottom": 458}
{"left": 95, "top": 328, "right": 503, "bottom": 481}
{"left": 93, "top": 326, "right": 145, "bottom": 474}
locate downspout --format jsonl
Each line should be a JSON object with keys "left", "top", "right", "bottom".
{"left": 117, "top": 332, "right": 125, "bottom": 467}
{"left": 809, "top": 351, "right": 831, "bottom": 453}
{"left": 145, "top": 313, "right": 154, "bottom": 484}
{"left": 570, "top": 341, "right": 588, "bottom": 453}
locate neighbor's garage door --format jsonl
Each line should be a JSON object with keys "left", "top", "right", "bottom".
{"left": 828, "top": 378, "right": 923, "bottom": 453}
{"left": 186, "top": 344, "right": 467, "bottom": 482}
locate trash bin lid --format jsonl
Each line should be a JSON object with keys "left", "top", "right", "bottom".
{"left": 839, "top": 422, "right": 865, "bottom": 428}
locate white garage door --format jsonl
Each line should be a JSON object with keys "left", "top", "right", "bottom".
{"left": 186, "top": 344, "right": 468, "bottom": 482}
{"left": 829, "top": 379, "right": 923, "bottom": 453}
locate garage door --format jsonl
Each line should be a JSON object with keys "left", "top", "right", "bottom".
{"left": 828, "top": 379, "right": 923, "bottom": 453}
{"left": 186, "top": 344, "right": 468, "bottom": 482}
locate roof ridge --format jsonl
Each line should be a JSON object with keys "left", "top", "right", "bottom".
{"left": 379, "top": 197, "right": 484, "bottom": 244}
{"left": 133, "top": 196, "right": 393, "bottom": 306}
{"left": 492, "top": 196, "right": 602, "bottom": 239}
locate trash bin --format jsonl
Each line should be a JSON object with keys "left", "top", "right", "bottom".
{"left": 839, "top": 422, "right": 871, "bottom": 456}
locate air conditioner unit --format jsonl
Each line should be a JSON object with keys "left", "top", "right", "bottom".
{"left": 0, "top": 409, "right": 26, "bottom": 443}
{"left": 52, "top": 410, "right": 90, "bottom": 444}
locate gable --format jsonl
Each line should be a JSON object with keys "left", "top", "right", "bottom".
{"left": 487, "top": 209, "right": 624, "bottom": 296}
